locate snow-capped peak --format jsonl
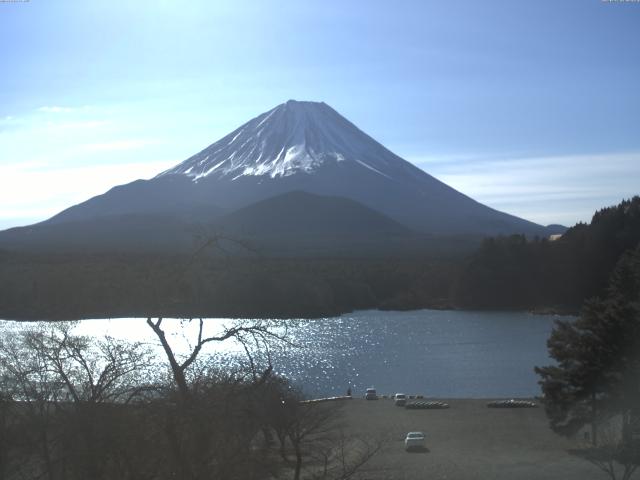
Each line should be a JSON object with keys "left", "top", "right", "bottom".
{"left": 157, "top": 100, "right": 405, "bottom": 181}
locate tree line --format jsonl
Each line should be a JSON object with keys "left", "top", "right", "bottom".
{"left": 0, "top": 254, "right": 459, "bottom": 320}
{"left": 1, "top": 197, "right": 639, "bottom": 319}
{"left": 454, "top": 196, "right": 640, "bottom": 312}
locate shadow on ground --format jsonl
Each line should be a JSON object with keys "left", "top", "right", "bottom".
{"left": 406, "top": 447, "right": 430, "bottom": 454}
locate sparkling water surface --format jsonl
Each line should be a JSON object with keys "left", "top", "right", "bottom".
{"left": 0, "top": 309, "right": 565, "bottom": 398}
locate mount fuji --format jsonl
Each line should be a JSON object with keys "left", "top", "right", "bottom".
{"left": 0, "top": 100, "right": 559, "bottom": 254}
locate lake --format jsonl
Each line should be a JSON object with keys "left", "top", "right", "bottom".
{"left": 0, "top": 309, "right": 565, "bottom": 398}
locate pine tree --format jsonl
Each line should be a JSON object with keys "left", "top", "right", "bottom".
{"left": 535, "top": 245, "right": 640, "bottom": 445}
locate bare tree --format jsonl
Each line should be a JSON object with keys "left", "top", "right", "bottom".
{"left": 24, "top": 323, "right": 157, "bottom": 404}
{"left": 146, "top": 317, "right": 286, "bottom": 400}
{"left": 311, "top": 430, "right": 385, "bottom": 480}
{"left": 288, "top": 401, "right": 343, "bottom": 480}
{"left": 144, "top": 316, "right": 291, "bottom": 479}
{"left": 0, "top": 388, "right": 15, "bottom": 480}
{"left": 268, "top": 391, "right": 385, "bottom": 480}
{"left": 570, "top": 423, "right": 640, "bottom": 480}
{"left": 0, "top": 325, "right": 67, "bottom": 480}
{"left": 0, "top": 323, "right": 159, "bottom": 480}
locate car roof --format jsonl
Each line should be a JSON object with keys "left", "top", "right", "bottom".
{"left": 407, "top": 431, "right": 425, "bottom": 436}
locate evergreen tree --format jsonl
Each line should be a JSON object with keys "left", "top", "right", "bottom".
{"left": 536, "top": 245, "right": 640, "bottom": 447}
{"left": 456, "top": 196, "right": 640, "bottom": 311}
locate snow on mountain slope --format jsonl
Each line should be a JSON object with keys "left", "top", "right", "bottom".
{"left": 158, "top": 100, "right": 417, "bottom": 182}
{"left": 20, "top": 99, "right": 556, "bottom": 239}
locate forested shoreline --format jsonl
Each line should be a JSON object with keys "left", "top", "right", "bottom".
{"left": 0, "top": 254, "right": 459, "bottom": 320}
{"left": 0, "top": 197, "right": 638, "bottom": 320}
{"left": 455, "top": 196, "right": 640, "bottom": 311}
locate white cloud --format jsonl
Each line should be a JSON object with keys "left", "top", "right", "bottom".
{"left": 45, "top": 120, "right": 110, "bottom": 130}
{"left": 0, "top": 160, "right": 175, "bottom": 227}
{"left": 2, "top": 147, "right": 638, "bottom": 231}
{"left": 409, "top": 151, "right": 640, "bottom": 226}
{"left": 38, "top": 106, "right": 75, "bottom": 113}
{"left": 80, "top": 139, "right": 161, "bottom": 152}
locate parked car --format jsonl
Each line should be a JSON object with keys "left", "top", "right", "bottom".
{"left": 404, "top": 431, "right": 426, "bottom": 451}
{"left": 365, "top": 387, "right": 378, "bottom": 400}
{"left": 394, "top": 393, "right": 407, "bottom": 406}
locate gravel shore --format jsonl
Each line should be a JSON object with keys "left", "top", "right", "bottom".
{"left": 341, "top": 398, "right": 602, "bottom": 479}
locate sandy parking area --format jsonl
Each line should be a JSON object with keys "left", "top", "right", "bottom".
{"left": 340, "top": 398, "right": 602, "bottom": 480}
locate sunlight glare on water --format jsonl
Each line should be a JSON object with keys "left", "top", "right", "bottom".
{"left": 0, "top": 310, "right": 565, "bottom": 398}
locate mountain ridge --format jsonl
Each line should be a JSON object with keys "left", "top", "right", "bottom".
{"left": 0, "top": 100, "right": 564, "bottom": 254}
{"left": 215, "top": 190, "right": 414, "bottom": 237}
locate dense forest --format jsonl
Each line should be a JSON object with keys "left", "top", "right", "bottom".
{"left": 0, "top": 197, "right": 638, "bottom": 320}
{"left": 454, "top": 196, "right": 640, "bottom": 312}
{"left": 0, "top": 253, "right": 459, "bottom": 320}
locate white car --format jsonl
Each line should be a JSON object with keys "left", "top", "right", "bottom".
{"left": 365, "top": 388, "right": 378, "bottom": 400}
{"left": 394, "top": 393, "right": 407, "bottom": 406}
{"left": 404, "top": 431, "right": 426, "bottom": 451}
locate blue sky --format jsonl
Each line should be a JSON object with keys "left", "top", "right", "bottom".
{"left": 1, "top": 0, "right": 639, "bottom": 229}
